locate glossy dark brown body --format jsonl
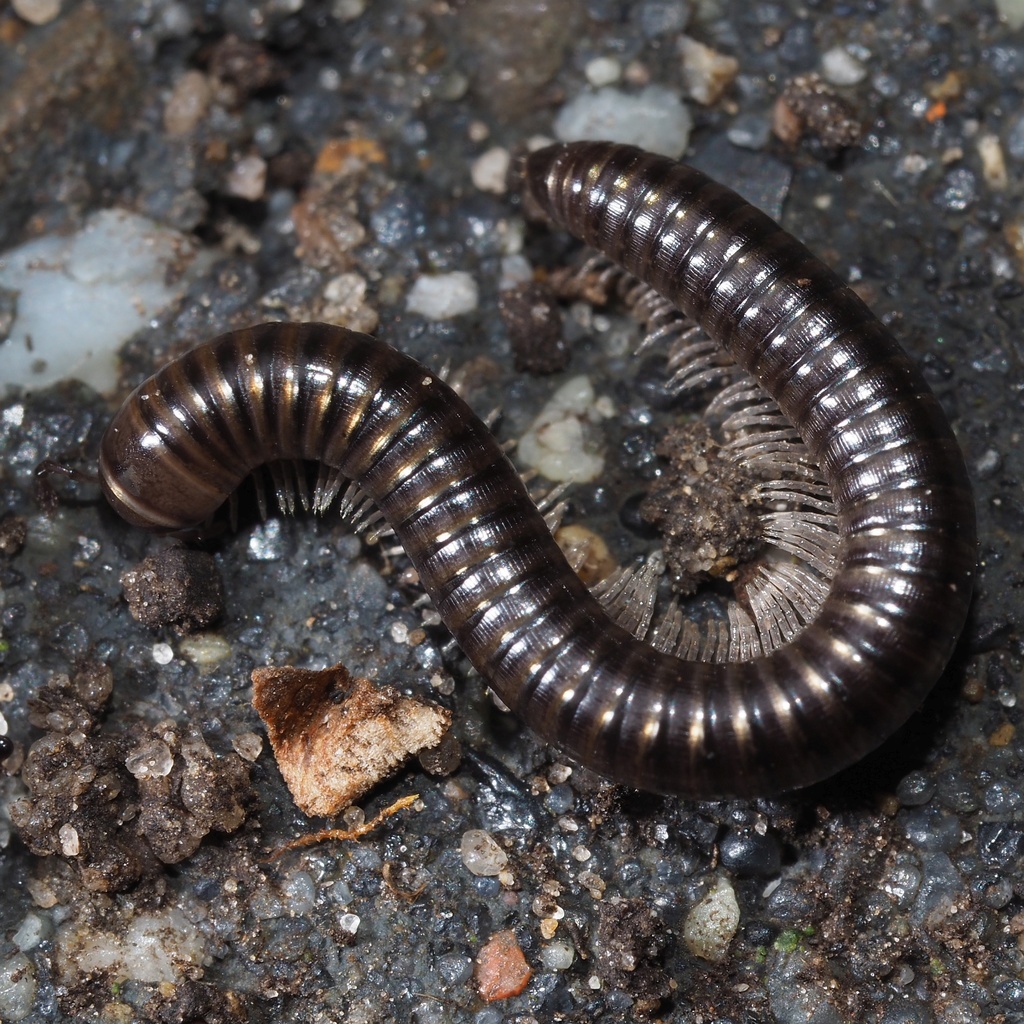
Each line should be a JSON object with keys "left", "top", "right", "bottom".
{"left": 100, "top": 142, "right": 976, "bottom": 796}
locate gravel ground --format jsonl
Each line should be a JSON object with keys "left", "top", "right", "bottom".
{"left": 1, "top": 1, "right": 1023, "bottom": 1022}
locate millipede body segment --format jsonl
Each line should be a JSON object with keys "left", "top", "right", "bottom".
{"left": 100, "top": 142, "right": 976, "bottom": 797}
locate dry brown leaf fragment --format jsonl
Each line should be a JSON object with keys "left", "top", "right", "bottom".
{"left": 251, "top": 663, "right": 451, "bottom": 817}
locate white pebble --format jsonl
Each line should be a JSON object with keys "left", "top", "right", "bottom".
{"left": 820, "top": 45, "right": 867, "bottom": 86}
{"left": 55, "top": 909, "right": 206, "bottom": 985}
{"left": 324, "top": 271, "right": 368, "bottom": 306}
{"left": 12, "top": 913, "right": 46, "bottom": 953}
{"left": 0, "top": 953, "right": 36, "bottom": 1022}
{"left": 12, "top": 0, "right": 60, "bottom": 25}
{"left": 338, "top": 912, "right": 361, "bottom": 936}
{"left": 978, "top": 133, "right": 1008, "bottom": 190}
{"left": 58, "top": 824, "right": 80, "bottom": 857}
{"left": 585, "top": 56, "right": 622, "bottom": 87}
{"left": 460, "top": 829, "right": 508, "bottom": 877}
{"left": 499, "top": 254, "right": 533, "bottom": 290}
{"left": 152, "top": 643, "right": 174, "bottom": 666}
{"left": 282, "top": 871, "right": 317, "bottom": 915}
{"left": 232, "top": 731, "right": 264, "bottom": 762}
{"left": 898, "top": 153, "right": 930, "bottom": 177}
{"left": 0, "top": 210, "right": 208, "bottom": 392}
{"left": 517, "top": 376, "right": 605, "bottom": 484}
{"left": 553, "top": 85, "right": 692, "bottom": 158}
{"left": 683, "top": 877, "right": 740, "bottom": 963}
{"left": 406, "top": 271, "right": 479, "bottom": 319}
{"left": 164, "top": 70, "right": 212, "bottom": 135}
{"left": 471, "top": 147, "right": 512, "bottom": 194}
{"left": 678, "top": 36, "right": 739, "bottom": 106}
{"left": 227, "top": 155, "right": 268, "bottom": 201}
{"left": 125, "top": 739, "right": 174, "bottom": 779}
{"left": 538, "top": 940, "right": 575, "bottom": 971}
{"left": 996, "top": 0, "right": 1024, "bottom": 28}
{"left": 178, "top": 633, "right": 232, "bottom": 670}
{"left": 332, "top": 0, "right": 366, "bottom": 19}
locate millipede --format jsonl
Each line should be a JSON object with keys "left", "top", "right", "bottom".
{"left": 99, "top": 141, "right": 976, "bottom": 797}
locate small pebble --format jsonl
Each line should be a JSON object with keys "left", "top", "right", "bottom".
{"left": 543, "top": 782, "right": 575, "bottom": 815}
{"left": 333, "top": 0, "right": 366, "bottom": 19}
{"left": 683, "top": 878, "right": 740, "bottom": 962}
{"left": 58, "top": 824, "right": 80, "bottom": 857}
{"left": 585, "top": 56, "right": 622, "bottom": 87}
{"left": 978, "top": 133, "right": 1008, "bottom": 189}
{"left": 553, "top": 85, "right": 692, "bottom": 158}
{"left": 934, "top": 167, "right": 977, "bottom": 212}
{"left": 974, "top": 448, "right": 1001, "bottom": 478}
{"left": 982, "top": 877, "right": 1014, "bottom": 909}
{"left": 678, "top": 35, "right": 739, "bottom": 105}
{"left": 727, "top": 114, "right": 772, "bottom": 150}
{"left": 282, "top": 872, "right": 317, "bottom": 915}
{"left": 499, "top": 254, "right": 532, "bottom": 290}
{"left": 164, "top": 70, "right": 212, "bottom": 136}
{"left": 637, "top": 0, "right": 688, "bottom": 37}
{"left": 901, "top": 807, "right": 961, "bottom": 852}
{"left": 1007, "top": 112, "right": 1024, "bottom": 159}
{"left": 0, "top": 210, "right": 206, "bottom": 391}
{"left": 321, "top": 272, "right": 378, "bottom": 334}
{"left": 538, "top": 940, "right": 575, "bottom": 971}
{"left": 152, "top": 643, "right": 174, "bottom": 666}
{"left": 896, "top": 769, "right": 935, "bottom": 807}
{"left": 882, "top": 861, "right": 921, "bottom": 908}
{"left": 248, "top": 519, "right": 288, "bottom": 561}
{"left": 406, "top": 271, "right": 479, "bottom": 319}
{"left": 227, "top": 155, "right": 268, "bottom": 201}
{"left": 820, "top": 45, "right": 867, "bottom": 86}
{"left": 518, "top": 376, "right": 605, "bottom": 484}
{"left": 125, "top": 739, "right": 174, "bottom": 780}
{"left": 232, "top": 732, "right": 264, "bottom": 762}
{"left": 476, "top": 929, "right": 532, "bottom": 1002}
{"left": 978, "top": 821, "right": 1024, "bottom": 870}
{"left": 990, "top": 722, "right": 1015, "bottom": 747}
{"left": 474, "top": 1010, "right": 503, "bottom": 1024}
{"left": 417, "top": 730, "right": 462, "bottom": 776}
{"left": 461, "top": 829, "right": 508, "bottom": 877}
{"left": 471, "top": 147, "right": 512, "bottom": 194}
{"left": 178, "top": 633, "right": 233, "bottom": 670}
{"left": 718, "top": 827, "right": 782, "bottom": 877}
{"left": 12, "top": 913, "right": 47, "bottom": 953}
{"left": 12, "top": 0, "right": 61, "bottom": 25}
{"left": 0, "top": 953, "right": 36, "bottom": 1022}
{"left": 438, "top": 952, "right": 474, "bottom": 986}
{"left": 995, "top": 0, "right": 1024, "bottom": 29}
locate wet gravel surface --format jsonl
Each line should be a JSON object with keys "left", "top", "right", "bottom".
{"left": 1, "top": 1, "right": 1023, "bottom": 1022}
